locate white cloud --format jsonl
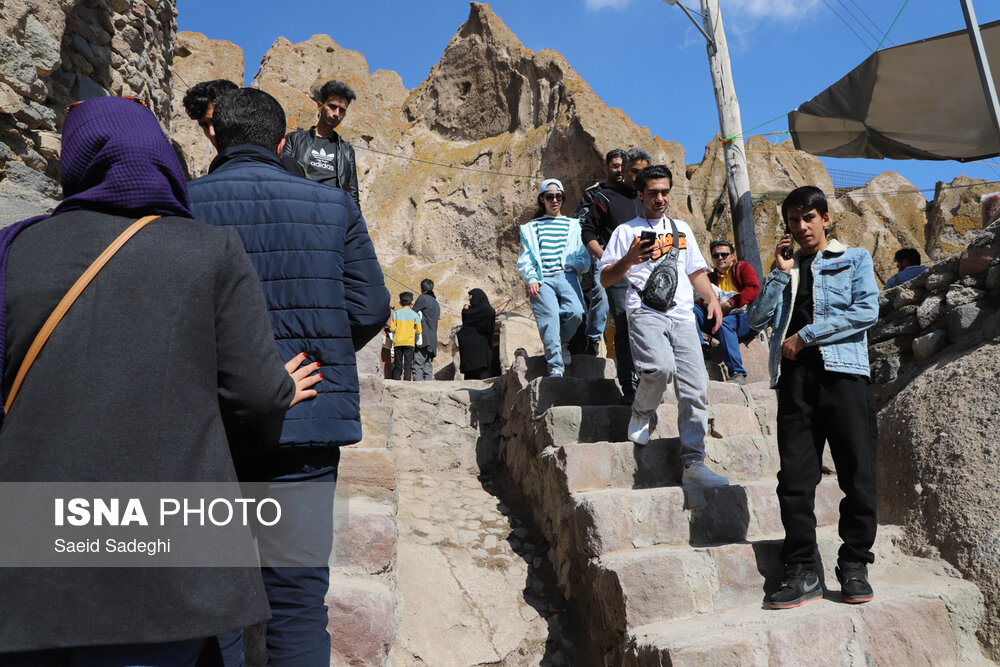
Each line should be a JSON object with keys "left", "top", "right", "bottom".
{"left": 723, "top": 0, "right": 822, "bottom": 23}
{"left": 585, "top": 0, "right": 631, "bottom": 11}
{"left": 679, "top": 26, "right": 704, "bottom": 51}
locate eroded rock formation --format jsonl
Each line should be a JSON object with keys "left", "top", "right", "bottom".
{"left": 0, "top": 0, "right": 177, "bottom": 182}
{"left": 168, "top": 31, "right": 243, "bottom": 180}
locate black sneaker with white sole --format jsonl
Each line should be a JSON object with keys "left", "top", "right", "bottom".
{"left": 836, "top": 562, "right": 874, "bottom": 604}
{"left": 767, "top": 564, "right": 823, "bottom": 610}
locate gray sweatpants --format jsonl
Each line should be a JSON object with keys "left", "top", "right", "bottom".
{"left": 413, "top": 348, "right": 434, "bottom": 381}
{"left": 628, "top": 307, "right": 709, "bottom": 465}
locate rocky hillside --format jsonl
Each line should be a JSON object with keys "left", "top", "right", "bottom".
{"left": 158, "top": 3, "right": 995, "bottom": 341}
{"left": 3, "top": 1, "right": 999, "bottom": 335}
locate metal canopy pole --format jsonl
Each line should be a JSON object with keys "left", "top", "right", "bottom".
{"left": 960, "top": 0, "right": 1000, "bottom": 146}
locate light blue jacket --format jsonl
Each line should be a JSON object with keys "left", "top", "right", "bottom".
{"left": 747, "top": 239, "right": 879, "bottom": 388}
{"left": 517, "top": 216, "right": 591, "bottom": 285}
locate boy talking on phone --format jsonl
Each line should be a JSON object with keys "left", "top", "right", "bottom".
{"left": 598, "top": 164, "right": 730, "bottom": 488}
{"left": 748, "top": 185, "right": 880, "bottom": 609}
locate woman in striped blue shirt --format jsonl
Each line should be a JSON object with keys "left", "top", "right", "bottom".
{"left": 516, "top": 179, "right": 591, "bottom": 377}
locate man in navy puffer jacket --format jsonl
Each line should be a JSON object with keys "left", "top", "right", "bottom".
{"left": 189, "top": 88, "right": 389, "bottom": 667}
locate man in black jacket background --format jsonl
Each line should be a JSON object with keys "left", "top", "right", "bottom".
{"left": 582, "top": 147, "right": 651, "bottom": 403}
{"left": 283, "top": 79, "right": 362, "bottom": 210}
{"left": 574, "top": 148, "right": 624, "bottom": 356}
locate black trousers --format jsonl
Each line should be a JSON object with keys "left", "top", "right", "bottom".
{"left": 606, "top": 278, "right": 636, "bottom": 394}
{"left": 776, "top": 356, "right": 878, "bottom": 567}
{"left": 392, "top": 346, "right": 414, "bottom": 381}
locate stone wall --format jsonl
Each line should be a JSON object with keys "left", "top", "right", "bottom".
{"left": 870, "top": 219, "right": 1000, "bottom": 404}
{"left": 0, "top": 0, "right": 178, "bottom": 185}
{"left": 872, "top": 205, "right": 1000, "bottom": 658}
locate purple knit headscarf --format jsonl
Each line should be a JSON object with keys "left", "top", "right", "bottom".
{"left": 0, "top": 96, "right": 192, "bottom": 408}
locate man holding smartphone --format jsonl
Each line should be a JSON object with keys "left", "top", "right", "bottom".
{"left": 598, "top": 164, "right": 730, "bottom": 488}
{"left": 748, "top": 185, "right": 879, "bottom": 610}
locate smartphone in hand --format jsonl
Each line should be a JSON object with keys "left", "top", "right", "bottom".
{"left": 781, "top": 225, "right": 794, "bottom": 260}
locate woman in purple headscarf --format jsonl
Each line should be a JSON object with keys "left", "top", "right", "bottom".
{"left": 0, "top": 97, "right": 312, "bottom": 664}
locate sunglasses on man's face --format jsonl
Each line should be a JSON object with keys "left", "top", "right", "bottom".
{"left": 712, "top": 252, "right": 732, "bottom": 259}
{"left": 65, "top": 95, "right": 147, "bottom": 116}
{"left": 543, "top": 193, "right": 564, "bottom": 202}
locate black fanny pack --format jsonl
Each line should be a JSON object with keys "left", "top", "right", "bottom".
{"left": 634, "top": 218, "right": 681, "bottom": 313}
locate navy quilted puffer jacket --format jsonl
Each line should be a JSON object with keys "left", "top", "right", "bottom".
{"left": 189, "top": 145, "right": 389, "bottom": 448}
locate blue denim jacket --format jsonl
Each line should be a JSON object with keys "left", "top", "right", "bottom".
{"left": 747, "top": 239, "right": 879, "bottom": 388}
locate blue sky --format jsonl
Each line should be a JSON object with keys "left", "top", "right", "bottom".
{"left": 177, "top": 0, "right": 1000, "bottom": 195}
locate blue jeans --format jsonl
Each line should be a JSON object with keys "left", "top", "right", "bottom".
{"left": 694, "top": 305, "right": 751, "bottom": 376}
{"left": 529, "top": 271, "right": 585, "bottom": 374}
{"left": 218, "top": 458, "right": 338, "bottom": 667}
{"left": 585, "top": 259, "right": 608, "bottom": 341}
{"left": 1, "top": 638, "right": 205, "bottom": 666}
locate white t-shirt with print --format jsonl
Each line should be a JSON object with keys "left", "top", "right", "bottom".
{"left": 597, "top": 216, "right": 708, "bottom": 321}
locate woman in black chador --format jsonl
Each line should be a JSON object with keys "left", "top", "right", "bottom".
{"left": 458, "top": 288, "right": 496, "bottom": 380}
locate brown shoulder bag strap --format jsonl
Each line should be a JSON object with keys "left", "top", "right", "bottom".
{"left": 4, "top": 215, "right": 161, "bottom": 414}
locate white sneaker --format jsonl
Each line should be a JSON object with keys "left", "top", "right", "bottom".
{"left": 627, "top": 414, "right": 651, "bottom": 446}
{"left": 549, "top": 369, "right": 563, "bottom": 378}
{"left": 682, "top": 461, "right": 730, "bottom": 488}
{"left": 561, "top": 343, "right": 572, "bottom": 367}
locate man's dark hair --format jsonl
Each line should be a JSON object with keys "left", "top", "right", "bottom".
{"left": 212, "top": 88, "right": 286, "bottom": 152}
{"left": 781, "top": 185, "right": 828, "bottom": 222}
{"left": 636, "top": 164, "right": 673, "bottom": 192}
{"left": 623, "top": 147, "right": 653, "bottom": 170}
{"left": 182, "top": 79, "right": 239, "bottom": 119}
{"left": 317, "top": 80, "right": 357, "bottom": 105}
{"left": 710, "top": 240, "right": 734, "bottom": 253}
{"left": 399, "top": 291, "right": 414, "bottom": 306}
{"left": 605, "top": 148, "right": 626, "bottom": 164}
{"left": 420, "top": 279, "right": 434, "bottom": 294}
{"left": 894, "top": 247, "right": 921, "bottom": 266}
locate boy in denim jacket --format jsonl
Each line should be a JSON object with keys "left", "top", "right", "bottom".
{"left": 748, "top": 186, "right": 879, "bottom": 610}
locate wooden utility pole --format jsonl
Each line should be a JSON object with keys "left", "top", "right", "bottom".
{"left": 700, "top": 0, "right": 763, "bottom": 279}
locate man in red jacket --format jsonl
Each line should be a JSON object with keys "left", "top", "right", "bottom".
{"left": 694, "top": 240, "right": 760, "bottom": 384}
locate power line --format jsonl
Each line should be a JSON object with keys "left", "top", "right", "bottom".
{"left": 874, "top": 0, "right": 909, "bottom": 51}
{"left": 845, "top": 0, "right": 895, "bottom": 47}
{"left": 349, "top": 121, "right": 1000, "bottom": 200}
{"left": 820, "top": 0, "right": 876, "bottom": 50}
{"left": 355, "top": 143, "right": 600, "bottom": 182}
{"left": 836, "top": 0, "right": 883, "bottom": 48}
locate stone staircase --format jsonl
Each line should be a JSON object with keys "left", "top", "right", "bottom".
{"left": 498, "top": 354, "right": 990, "bottom": 666}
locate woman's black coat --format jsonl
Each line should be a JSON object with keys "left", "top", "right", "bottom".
{"left": 0, "top": 211, "right": 293, "bottom": 651}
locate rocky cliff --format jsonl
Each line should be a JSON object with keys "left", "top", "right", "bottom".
{"left": 0, "top": 0, "right": 177, "bottom": 180}
{"left": 166, "top": 2, "right": 975, "bottom": 342}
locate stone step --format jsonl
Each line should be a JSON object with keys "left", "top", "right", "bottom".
{"left": 539, "top": 398, "right": 766, "bottom": 450}
{"left": 330, "top": 498, "right": 397, "bottom": 575}
{"left": 593, "top": 526, "right": 907, "bottom": 633}
{"left": 339, "top": 447, "right": 397, "bottom": 506}
{"left": 359, "top": 404, "right": 394, "bottom": 449}
{"left": 523, "top": 353, "right": 617, "bottom": 381}
{"left": 326, "top": 575, "right": 396, "bottom": 667}
{"left": 530, "top": 376, "right": 625, "bottom": 414}
{"left": 625, "top": 560, "right": 986, "bottom": 666}
{"left": 551, "top": 434, "right": 780, "bottom": 491}
{"left": 572, "top": 477, "right": 844, "bottom": 557}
